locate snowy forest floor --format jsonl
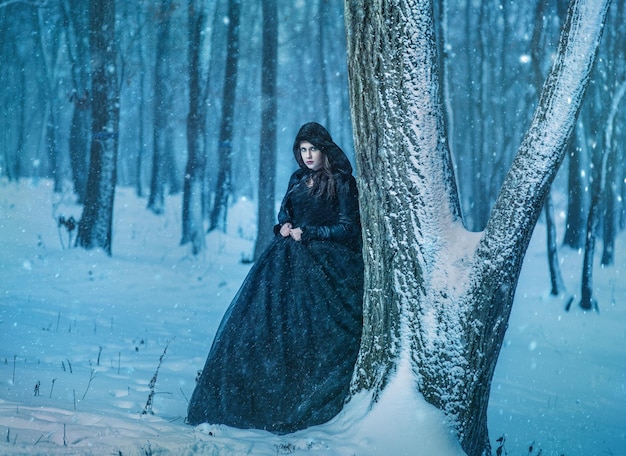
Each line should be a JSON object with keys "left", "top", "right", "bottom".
{"left": 1, "top": 179, "right": 625, "bottom": 456}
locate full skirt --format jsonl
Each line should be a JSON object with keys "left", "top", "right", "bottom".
{"left": 187, "top": 236, "right": 364, "bottom": 433}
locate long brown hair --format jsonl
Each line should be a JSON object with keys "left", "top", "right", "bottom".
{"left": 298, "top": 152, "right": 336, "bottom": 199}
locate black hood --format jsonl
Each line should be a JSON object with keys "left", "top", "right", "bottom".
{"left": 292, "top": 122, "right": 353, "bottom": 175}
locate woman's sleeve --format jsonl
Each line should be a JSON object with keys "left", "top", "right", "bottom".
{"left": 273, "top": 173, "right": 298, "bottom": 235}
{"left": 302, "top": 175, "right": 361, "bottom": 242}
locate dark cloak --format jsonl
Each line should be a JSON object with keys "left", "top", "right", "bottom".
{"left": 187, "top": 123, "right": 364, "bottom": 433}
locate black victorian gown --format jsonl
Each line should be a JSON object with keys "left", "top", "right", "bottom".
{"left": 187, "top": 167, "right": 364, "bottom": 433}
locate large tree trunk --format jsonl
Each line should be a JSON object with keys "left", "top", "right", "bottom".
{"left": 253, "top": 0, "right": 278, "bottom": 260}
{"left": 344, "top": 1, "right": 609, "bottom": 455}
{"left": 76, "top": 0, "right": 119, "bottom": 255}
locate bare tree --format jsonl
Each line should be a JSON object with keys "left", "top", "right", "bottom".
{"left": 253, "top": 0, "right": 278, "bottom": 259}
{"left": 316, "top": 0, "right": 331, "bottom": 128}
{"left": 209, "top": 0, "right": 241, "bottom": 233}
{"left": 61, "top": 0, "right": 91, "bottom": 203}
{"left": 76, "top": 0, "right": 119, "bottom": 255}
{"left": 147, "top": 0, "right": 175, "bottom": 215}
{"left": 600, "top": 2, "right": 626, "bottom": 266}
{"left": 181, "top": 0, "right": 209, "bottom": 255}
{"left": 344, "top": 1, "right": 610, "bottom": 455}
{"left": 530, "top": 0, "right": 569, "bottom": 299}
{"left": 34, "top": 3, "right": 64, "bottom": 192}
{"left": 562, "top": 131, "right": 588, "bottom": 249}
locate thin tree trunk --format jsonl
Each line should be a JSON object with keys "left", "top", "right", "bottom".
{"left": 620, "top": 158, "right": 626, "bottom": 231}
{"left": 209, "top": 0, "right": 241, "bottom": 232}
{"left": 35, "top": 6, "right": 63, "bottom": 192}
{"left": 600, "top": 81, "right": 626, "bottom": 265}
{"left": 530, "top": 0, "right": 568, "bottom": 299}
{"left": 562, "top": 129, "right": 587, "bottom": 248}
{"left": 579, "top": 195, "right": 599, "bottom": 311}
{"left": 62, "top": 0, "right": 91, "bottom": 203}
{"left": 147, "top": 0, "right": 174, "bottom": 215}
{"left": 15, "top": 59, "right": 27, "bottom": 181}
{"left": 253, "top": 0, "right": 278, "bottom": 260}
{"left": 544, "top": 194, "right": 569, "bottom": 298}
{"left": 317, "top": 0, "right": 330, "bottom": 127}
{"left": 580, "top": 77, "right": 626, "bottom": 307}
{"left": 182, "top": 0, "right": 208, "bottom": 255}
{"left": 136, "top": 4, "right": 147, "bottom": 198}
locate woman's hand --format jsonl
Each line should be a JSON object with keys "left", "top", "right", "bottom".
{"left": 279, "top": 223, "right": 292, "bottom": 237}
{"left": 289, "top": 227, "right": 303, "bottom": 241}
{"left": 280, "top": 223, "right": 303, "bottom": 241}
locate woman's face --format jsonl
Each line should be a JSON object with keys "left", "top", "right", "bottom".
{"left": 299, "top": 141, "right": 324, "bottom": 171}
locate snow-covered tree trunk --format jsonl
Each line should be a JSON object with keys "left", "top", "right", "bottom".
{"left": 344, "top": 0, "right": 610, "bottom": 455}
{"left": 76, "top": 0, "right": 119, "bottom": 255}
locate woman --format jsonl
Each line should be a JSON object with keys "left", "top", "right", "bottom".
{"left": 187, "top": 122, "right": 364, "bottom": 434}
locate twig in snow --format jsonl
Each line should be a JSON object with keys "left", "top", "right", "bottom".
{"left": 495, "top": 434, "right": 508, "bottom": 456}
{"left": 81, "top": 368, "right": 96, "bottom": 400}
{"left": 179, "top": 387, "right": 189, "bottom": 404}
{"left": 49, "top": 378, "right": 56, "bottom": 398}
{"left": 142, "top": 339, "right": 173, "bottom": 415}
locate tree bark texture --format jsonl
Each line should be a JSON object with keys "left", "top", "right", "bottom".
{"left": 76, "top": 0, "right": 119, "bottom": 255}
{"left": 344, "top": 1, "right": 610, "bottom": 455}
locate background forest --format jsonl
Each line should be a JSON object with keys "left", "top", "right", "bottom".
{"left": 1, "top": 0, "right": 625, "bottom": 266}
{"left": 1, "top": 0, "right": 626, "bottom": 454}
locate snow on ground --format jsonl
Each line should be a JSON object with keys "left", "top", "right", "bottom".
{"left": 0, "top": 179, "right": 624, "bottom": 455}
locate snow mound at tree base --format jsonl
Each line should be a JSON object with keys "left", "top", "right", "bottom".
{"left": 189, "top": 357, "right": 467, "bottom": 455}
